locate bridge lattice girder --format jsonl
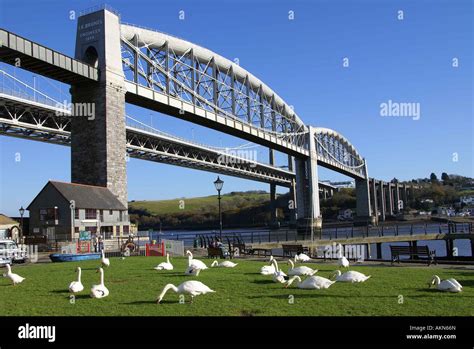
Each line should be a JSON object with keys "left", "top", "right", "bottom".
{"left": 120, "top": 24, "right": 308, "bottom": 155}
{"left": 313, "top": 127, "right": 367, "bottom": 179}
{"left": 0, "top": 93, "right": 295, "bottom": 186}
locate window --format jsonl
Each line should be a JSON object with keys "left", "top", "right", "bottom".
{"left": 119, "top": 211, "right": 123, "bottom": 221}
{"left": 123, "top": 225, "right": 129, "bottom": 234}
{"left": 99, "top": 210, "right": 104, "bottom": 222}
{"left": 75, "top": 208, "right": 80, "bottom": 220}
{"left": 40, "top": 208, "right": 58, "bottom": 222}
{"left": 109, "top": 210, "right": 113, "bottom": 215}
{"left": 85, "top": 209, "right": 97, "bottom": 220}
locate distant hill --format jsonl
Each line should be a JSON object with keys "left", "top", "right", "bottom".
{"left": 128, "top": 191, "right": 283, "bottom": 230}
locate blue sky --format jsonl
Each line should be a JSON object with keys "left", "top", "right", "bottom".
{"left": 0, "top": 0, "right": 472, "bottom": 217}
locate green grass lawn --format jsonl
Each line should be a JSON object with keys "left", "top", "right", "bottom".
{"left": 1, "top": 257, "right": 473, "bottom": 316}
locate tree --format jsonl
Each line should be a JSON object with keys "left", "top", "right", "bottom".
{"left": 430, "top": 173, "right": 438, "bottom": 183}
{"left": 441, "top": 172, "right": 450, "bottom": 182}
{"left": 391, "top": 177, "right": 399, "bottom": 183}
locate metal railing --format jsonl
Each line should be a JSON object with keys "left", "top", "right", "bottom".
{"left": 146, "top": 222, "right": 473, "bottom": 247}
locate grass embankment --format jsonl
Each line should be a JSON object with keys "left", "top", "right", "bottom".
{"left": 1, "top": 257, "right": 473, "bottom": 316}
{"left": 129, "top": 192, "right": 270, "bottom": 215}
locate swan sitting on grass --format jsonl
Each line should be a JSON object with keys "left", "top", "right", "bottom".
{"left": 331, "top": 270, "right": 371, "bottom": 283}
{"left": 90, "top": 268, "right": 109, "bottom": 298}
{"left": 338, "top": 256, "right": 350, "bottom": 268}
{"left": 287, "top": 259, "right": 318, "bottom": 276}
{"left": 294, "top": 253, "right": 311, "bottom": 262}
{"left": 3, "top": 264, "right": 25, "bottom": 285}
{"left": 429, "top": 275, "right": 462, "bottom": 293}
{"left": 260, "top": 255, "right": 276, "bottom": 275}
{"left": 154, "top": 253, "right": 173, "bottom": 270}
{"left": 211, "top": 260, "right": 238, "bottom": 268}
{"left": 285, "top": 275, "right": 335, "bottom": 289}
{"left": 68, "top": 267, "right": 84, "bottom": 293}
{"left": 156, "top": 280, "right": 215, "bottom": 303}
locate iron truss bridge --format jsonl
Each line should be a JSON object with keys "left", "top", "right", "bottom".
{"left": 0, "top": 21, "right": 367, "bottom": 180}
{"left": 0, "top": 71, "right": 332, "bottom": 191}
{"left": 120, "top": 24, "right": 366, "bottom": 179}
{"left": 120, "top": 24, "right": 308, "bottom": 157}
{"left": 0, "top": 87, "right": 338, "bottom": 192}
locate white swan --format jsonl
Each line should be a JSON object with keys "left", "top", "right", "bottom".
{"left": 285, "top": 275, "right": 335, "bottom": 289}
{"left": 101, "top": 250, "right": 110, "bottom": 267}
{"left": 287, "top": 259, "right": 318, "bottom": 276}
{"left": 331, "top": 270, "right": 371, "bottom": 283}
{"left": 260, "top": 255, "right": 275, "bottom": 275}
{"left": 294, "top": 253, "right": 311, "bottom": 262}
{"left": 338, "top": 256, "right": 350, "bottom": 268}
{"left": 3, "top": 264, "right": 25, "bottom": 285}
{"left": 211, "top": 260, "right": 238, "bottom": 268}
{"left": 429, "top": 275, "right": 462, "bottom": 293}
{"left": 186, "top": 250, "right": 208, "bottom": 270}
{"left": 271, "top": 259, "right": 287, "bottom": 283}
{"left": 90, "top": 268, "right": 109, "bottom": 298}
{"left": 157, "top": 280, "right": 215, "bottom": 303}
{"left": 154, "top": 253, "right": 174, "bottom": 270}
{"left": 68, "top": 267, "right": 84, "bottom": 293}
{"left": 184, "top": 250, "right": 208, "bottom": 276}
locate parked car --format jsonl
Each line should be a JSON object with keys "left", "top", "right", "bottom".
{"left": 0, "top": 239, "right": 27, "bottom": 265}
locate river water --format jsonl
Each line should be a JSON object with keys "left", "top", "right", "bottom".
{"left": 141, "top": 224, "right": 472, "bottom": 260}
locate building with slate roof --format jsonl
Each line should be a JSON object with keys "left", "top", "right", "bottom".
{"left": 27, "top": 181, "right": 130, "bottom": 241}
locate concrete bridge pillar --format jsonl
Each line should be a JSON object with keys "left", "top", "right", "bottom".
{"left": 370, "top": 178, "right": 378, "bottom": 224}
{"left": 288, "top": 155, "right": 297, "bottom": 226}
{"left": 269, "top": 149, "right": 278, "bottom": 227}
{"left": 378, "top": 180, "right": 386, "bottom": 222}
{"left": 71, "top": 9, "right": 128, "bottom": 207}
{"left": 394, "top": 183, "right": 401, "bottom": 213}
{"left": 355, "top": 161, "right": 373, "bottom": 224}
{"left": 402, "top": 184, "right": 408, "bottom": 208}
{"left": 386, "top": 183, "right": 394, "bottom": 216}
{"left": 295, "top": 126, "right": 321, "bottom": 230}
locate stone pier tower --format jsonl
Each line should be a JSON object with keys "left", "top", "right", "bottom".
{"left": 295, "top": 126, "right": 322, "bottom": 230}
{"left": 70, "top": 9, "right": 128, "bottom": 207}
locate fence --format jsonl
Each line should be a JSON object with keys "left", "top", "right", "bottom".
{"left": 144, "top": 222, "right": 473, "bottom": 247}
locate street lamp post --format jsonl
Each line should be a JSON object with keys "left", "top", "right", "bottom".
{"left": 19, "top": 206, "right": 25, "bottom": 244}
{"left": 70, "top": 200, "right": 76, "bottom": 242}
{"left": 214, "top": 176, "right": 224, "bottom": 239}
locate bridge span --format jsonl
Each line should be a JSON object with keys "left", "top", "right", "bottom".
{"left": 0, "top": 6, "right": 413, "bottom": 229}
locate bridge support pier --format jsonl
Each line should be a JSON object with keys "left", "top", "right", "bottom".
{"left": 269, "top": 149, "right": 278, "bottom": 228}
{"left": 394, "top": 183, "right": 401, "bottom": 213}
{"left": 71, "top": 9, "right": 128, "bottom": 207}
{"left": 295, "top": 127, "right": 322, "bottom": 231}
{"left": 370, "top": 179, "right": 378, "bottom": 225}
{"left": 288, "top": 155, "right": 297, "bottom": 226}
{"left": 378, "top": 180, "right": 386, "bottom": 222}
{"left": 386, "top": 183, "right": 394, "bottom": 217}
{"left": 355, "top": 161, "right": 374, "bottom": 225}
{"left": 402, "top": 184, "right": 408, "bottom": 208}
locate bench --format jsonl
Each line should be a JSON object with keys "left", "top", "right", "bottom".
{"left": 282, "top": 244, "right": 304, "bottom": 258}
{"left": 207, "top": 247, "right": 225, "bottom": 259}
{"left": 231, "top": 243, "right": 248, "bottom": 256}
{"left": 248, "top": 248, "right": 271, "bottom": 257}
{"left": 390, "top": 245, "right": 436, "bottom": 266}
